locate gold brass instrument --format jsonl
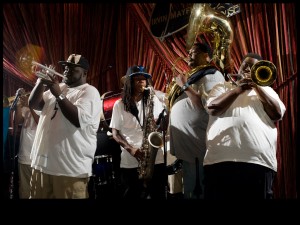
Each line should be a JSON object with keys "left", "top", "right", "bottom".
{"left": 251, "top": 60, "right": 277, "bottom": 86}
{"left": 166, "top": 56, "right": 211, "bottom": 110}
{"left": 167, "top": 3, "right": 234, "bottom": 110}
{"left": 31, "top": 61, "right": 65, "bottom": 80}
{"left": 186, "top": 3, "right": 234, "bottom": 72}
{"left": 138, "top": 87, "right": 164, "bottom": 185}
{"left": 166, "top": 57, "right": 188, "bottom": 110}
{"left": 145, "top": 131, "right": 163, "bottom": 177}
{"left": 227, "top": 73, "right": 244, "bottom": 86}
{"left": 228, "top": 60, "right": 277, "bottom": 87}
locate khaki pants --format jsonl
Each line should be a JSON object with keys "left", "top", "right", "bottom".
{"left": 18, "top": 163, "right": 33, "bottom": 199}
{"left": 30, "top": 169, "right": 89, "bottom": 199}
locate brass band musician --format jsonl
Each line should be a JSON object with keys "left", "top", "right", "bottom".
{"left": 169, "top": 42, "right": 225, "bottom": 199}
{"left": 109, "top": 65, "right": 166, "bottom": 199}
{"left": 204, "top": 53, "right": 286, "bottom": 199}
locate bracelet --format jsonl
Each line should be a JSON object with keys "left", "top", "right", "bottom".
{"left": 56, "top": 94, "right": 66, "bottom": 102}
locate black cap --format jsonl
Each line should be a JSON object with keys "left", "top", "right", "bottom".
{"left": 126, "top": 65, "right": 152, "bottom": 79}
{"left": 58, "top": 54, "right": 89, "bottom": 70}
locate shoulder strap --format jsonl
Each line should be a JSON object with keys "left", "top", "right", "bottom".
{"left": 187, "top": 66, "right": 217, "bottom": 85}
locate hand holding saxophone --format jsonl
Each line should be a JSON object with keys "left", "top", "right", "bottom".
{"left": 132, "top": 148, "right": 145, "bottom": 161}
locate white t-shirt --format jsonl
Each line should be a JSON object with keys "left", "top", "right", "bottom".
{"left": 30, "top": 83, "right": 101, "bottom": 177}
{"left": 109, "top": 94, "right": 165, "bottom": 168}
{"left": 169, "top": 70, "right": 225, "bottom": 163}
{"left": 18, "top": 107, "right": 39, "bottom": 165}
{"left": 204, "top": 82, "right": 286, "bottom": 171}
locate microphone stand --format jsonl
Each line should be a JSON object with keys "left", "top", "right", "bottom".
{"left": 160, "top": 112, "right": 168, "bottom": 200}
{"left": 9, "top": 97, "right": 20, "bottom": 199}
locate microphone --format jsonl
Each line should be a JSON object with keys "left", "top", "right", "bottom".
{"left": 10, "top": 92, "right": 22, "bottom": 110}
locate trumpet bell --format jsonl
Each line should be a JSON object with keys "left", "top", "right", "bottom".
{"left": 251, "top": 60, "right": 277, "bottom": 86}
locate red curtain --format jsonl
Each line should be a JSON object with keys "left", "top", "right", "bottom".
{"left": 3, "top": 3, "right": 297, "bottom": 198}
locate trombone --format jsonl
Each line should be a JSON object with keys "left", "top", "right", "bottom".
{"left": 251, "top": 60, "right": 277, "bottom": 86}
{"left": 228, "top": 60, "right": 277, "bottom": 86}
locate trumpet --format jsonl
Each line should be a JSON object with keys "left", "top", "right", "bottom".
{"left": 228, "top": 60, "right": 277, "bottom": 86}
{"left": 31, "top": 61, "right": 65, "bottom": 80}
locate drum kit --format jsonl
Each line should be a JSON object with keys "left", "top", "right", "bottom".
{"left": 93, "top": 154, "right": 114, "bottom": 186}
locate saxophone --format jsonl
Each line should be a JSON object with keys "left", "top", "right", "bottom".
{"left": 137, "top": 86, "right": 163, "bottom": 185}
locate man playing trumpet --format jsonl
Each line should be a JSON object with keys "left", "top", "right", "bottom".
{"left": 28, "top": 54, "right": 101, "bottom": 199}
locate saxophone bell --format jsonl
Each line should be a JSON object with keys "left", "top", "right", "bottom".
{"left": 139, "top": 131, "right": 163, "bottom": 182}
{"left": 148, "top": 132, "right": 163, "bottom": 149}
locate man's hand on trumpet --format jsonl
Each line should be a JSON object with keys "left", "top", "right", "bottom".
{"left": 236, "top": 77, "right": 257, "bottom": 91}
{"left": 37, "top": 67, "right": 62, "bottom": 98}
{"left": 48, "top": 74, "right": 63, "bottom": 98}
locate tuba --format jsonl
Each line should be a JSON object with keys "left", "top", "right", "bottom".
{"left": 165, "top": 57, "right": 188, "bottom": 110}
{"left": 166, "top": 62, "right": 211, "bottom": 110}
{"left": 186, "top": 3, "right": 234, "bottom": 73}
{"left": 166, "top": 3, "right": 234, "bottom": 110}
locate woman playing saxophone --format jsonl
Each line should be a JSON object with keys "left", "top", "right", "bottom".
{"left": 109, "top": 65, "right": 167, "bottom": 199}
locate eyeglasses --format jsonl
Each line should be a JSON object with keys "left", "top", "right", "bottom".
{"left": 51, "top": 102, "right": 58, "bottom": 120}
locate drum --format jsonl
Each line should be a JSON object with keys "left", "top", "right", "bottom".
{"left": 93, "top": 155, "right": 115, "bottom": 186}
{"left": 101, "top": 91, "right": 121, "bottom": 122}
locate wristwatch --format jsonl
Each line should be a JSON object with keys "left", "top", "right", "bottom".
{"left": 56, "top": 93, "right": 66, "bottom": 102}
{"left": 181, "top": 83, "right": 190, "bottom": 92}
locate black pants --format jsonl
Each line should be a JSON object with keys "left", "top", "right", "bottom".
{"left": 204, "top": 162, "right": 276, "bottom": 199}
{"left": 120, "top": 163, "right": 166, "bottom": 200}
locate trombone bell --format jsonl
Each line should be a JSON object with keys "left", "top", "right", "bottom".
{"left": 251, "top": 60, "right": 277, "bottom": 86}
